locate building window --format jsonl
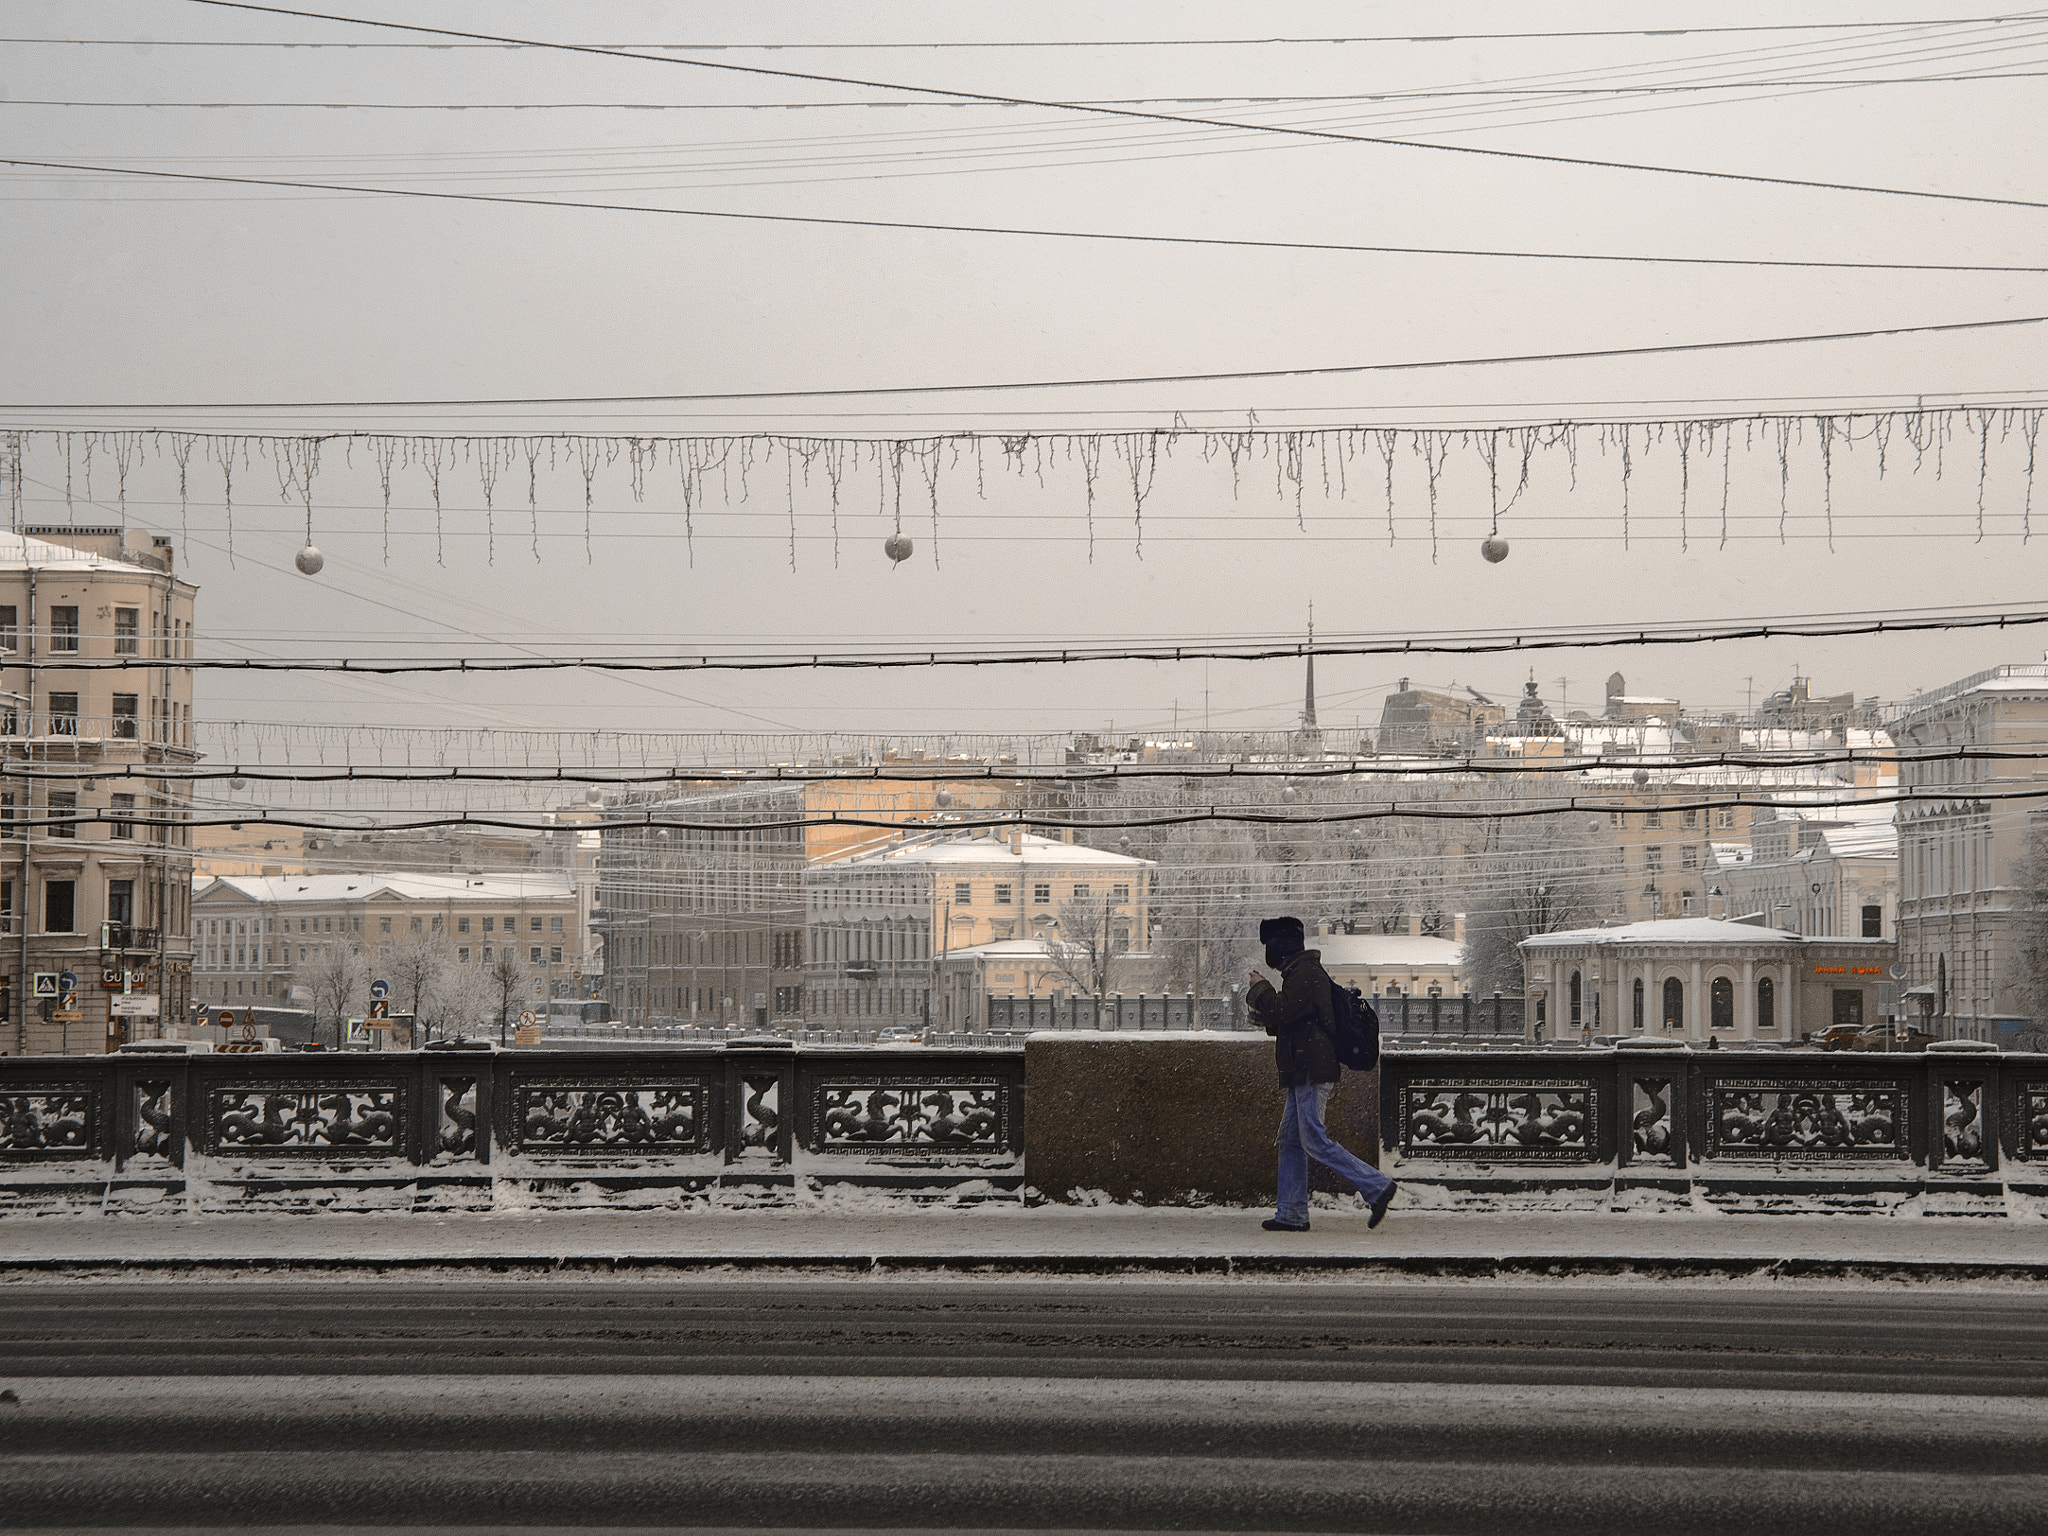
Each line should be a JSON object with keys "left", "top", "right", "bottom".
{"left": 1680, "top": 846, "right": 1697, "bottom": 871}
{"left": 531, "top": 916, "right": 542, "bottom": 932}
{"left": 504, "top": 914, "right": 517, "bottom": 932}
{"left": 47, "top": 791, "right": 75, "bottom": 837}
{"left": 411, "top": 916, "right": 423, "bottom": 933}
{"left": 110, "top": 792, "right": 134, "bottom": 839}
{"left": 107, "top": 878, "right": 134, "bottom": 927}
{"left": 114, "top": 608, "right": 138, "bottom": 655}
{"left": 47, "top": 693, "right": 78, "bottom": 735}
{"left": 530, "top": 945, "right": 542, "bottom": 963}
{"left": 1112, "top": 883, "right": 1131, "bottom": 903}
{"left": 1644, "top": 846, "right": 1662, "bottom": 874}
{"left": 483, "top": 946, "right": 494, "bottom": 962}
{"left": 458, "top": 947, "right": 470, "bottom": 963}
{"left": 1662, "top": 976, "right": 1683, "bottom": 1029}
{"left": 1756, "top": 976, "right": 1775, "bottom": 1031}
{"left": 1609, "top": 810, "right": 1625, "bottom": 829}
{"left": 954, "top": 882, "right": 971, "bottom": 906}
{"left": 1568, "top": 970, "right": 1582, "bottom": 1028}
{"left": 1073, "top": 884, "right": 1091, "bottom": 902}
{"left": 1714, "top": 807, "right": 1736, "bottom": 830}
{"left": 1680, "top": 893, "right": 1695, "bottom": 916}
{"left": 379, "top": 916, "right": 392, "bottom": 934}
{"left": 0, "top": 793, "right": 14, "bottom": 839}
{"left": 111, "top": 694, "right": 138, "bottom": 739}
{"left": 49, "top": 606, "right": 78, "bottom": 653}
{"left": 483, "top": 917, "right": 494, "bottom": 933}
{"left": 45, "top": 879, "right": 75, "bottom": 933}
{"left": 551, "top": 945, "right": 563, "bottom": 964}
{"left": 1861, "top": 904, "right": 1882, "bottom": 938}
{"left": 993, "top": 883, "right": 1012, "bottom": 906}
{"left": 1710, "top": 975, "right": 1733, "bottom": 1030}
{"left": 1682, "top": 808, "right": 1699, "bottom": 829}
{"left": 1632, "top": 978, "right": 1644, "bottom": 1031}
{"left": 459, "top": 916, "right": 470, "bottom": 933}
{"left": 0, "top": 606, "right": 14, "bottom": 652}
{"left": 1645, "top": 809, "right": 1662, "bottom": 829}
{"left": 550, "top": 916, "right": 563, "bottom": 932}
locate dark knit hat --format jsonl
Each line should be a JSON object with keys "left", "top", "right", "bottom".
{"left": 1259, "top": 916, "right": 1305, "bottom": 958}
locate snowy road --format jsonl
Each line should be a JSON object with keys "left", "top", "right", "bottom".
{"left": 1, "top": 1278, "right": 2044, "bottom": 1531}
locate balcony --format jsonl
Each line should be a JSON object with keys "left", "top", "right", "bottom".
{"left": 100, "top": 922, "right": 161, "bottom": 955}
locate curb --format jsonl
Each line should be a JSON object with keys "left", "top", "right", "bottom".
{"left": 4, "top": 1253, "right": 2046, "bottom": 1281}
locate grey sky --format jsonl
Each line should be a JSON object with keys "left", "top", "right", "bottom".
{"left": 4, "top": 1, "right": 2046, "bottom": 747}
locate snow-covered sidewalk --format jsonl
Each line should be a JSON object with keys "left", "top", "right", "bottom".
{"left": 2, "top": 1201, "right": 2044, "bottom": 1278}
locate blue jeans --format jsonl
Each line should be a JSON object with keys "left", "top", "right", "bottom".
{"left": 1276, "top": 1081, "right": 1392, "bottom": 1225}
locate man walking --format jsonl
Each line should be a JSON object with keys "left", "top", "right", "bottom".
{"left": 1246, "top": 916, "right": 1397, "bottom": 1233}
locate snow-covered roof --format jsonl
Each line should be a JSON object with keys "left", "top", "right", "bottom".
{"left": 194, "top": 871, "right": 575, "bottom": 904}
{"left": 1523, "top": 916, "right": 1804, "bottom": 948}
{"left": 826, "top": 831, "right": 1152, "bottom": 871}
{"left": 941, "top": 938, "right": 1060, "bottom": 961}
{"left": 1314, "top": 933, "right": 1465, "bottom": 969}
{"left": 0, "top": 529, "right": 164, "bottom": 575}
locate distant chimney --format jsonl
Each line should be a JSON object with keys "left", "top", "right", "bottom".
{"left": 1452, "top": 912, "right": 1466, "bottom": 947}
{"left": 1407, "top": 912, "right": 1421, "bottom": 938}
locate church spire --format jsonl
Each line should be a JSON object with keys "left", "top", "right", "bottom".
{"left": 1300, "top": 605, "right": 1320, "bottom": 737}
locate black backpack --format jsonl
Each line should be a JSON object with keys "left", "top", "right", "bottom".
{"left": 1326, "top": 982, "right": 1381, "bottom": 1073}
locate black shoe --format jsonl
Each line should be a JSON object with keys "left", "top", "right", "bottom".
{"left": 1261, "top": 1218, "right": 1311, "bottom": 1233}
{"left": 1367, "top": 1183, "right": 1398, "bottom": 1230}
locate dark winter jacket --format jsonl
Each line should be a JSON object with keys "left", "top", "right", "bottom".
{"left": 1247, "top": 949, "right": 1340, "bottom": 1087}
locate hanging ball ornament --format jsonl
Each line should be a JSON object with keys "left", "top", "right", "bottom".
{"left": 934, "top": 788, "right": 955, "bottom": 808}
{"left": 884, "top": 532, "right": 914, "bottom": 565}
{"left": 1280, "top": 785, "right": 1301, "bottom": 805}
{"left": 295, "top": 545, "right": 325, "bottom": 576}
{"left": 1480, "top": 535, "right": 1510, "bottom": 564}
{"left": 228, "top": 775, "right": 246, "bottom": 791}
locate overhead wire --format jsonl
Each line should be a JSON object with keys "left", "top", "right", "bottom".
{"left": 12, "top": 155, "right": 2048, "bottom": 282}
{"left": 165, "top": 1, "right": 2048, "bottom": 215}
{"left": 8, "top": 313, "right": 2045, "bottom": 414}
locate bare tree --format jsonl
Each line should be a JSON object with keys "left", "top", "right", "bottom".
{"left": 488, "top": 948, "right": 524, "bottom": 1043}
{"left": 421, "top": 961, "right": 496, "bottom": 1041}
{"left": 306, "top": 944, "right": 370, "bottom": 1041}
{"left": 1045, "top": 892, "right": 1130, "bottom": 997}
{"left": 1461, "top": 805, "right": 1624, "bottom": 996}
{"left": 387, "top": 933, "right": 443, "bottom": 1038}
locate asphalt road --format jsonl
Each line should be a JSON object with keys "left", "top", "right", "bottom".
{"left": 1, "top": 1278, "right": 2044, "bottom": 1533}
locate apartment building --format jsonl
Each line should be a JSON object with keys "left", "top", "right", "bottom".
{"left": 1, "top": 528, "right": 197, "bottom": 1055}
{"left": 190, "top": 871, "right": 578, "bottom": 1024}
{"left": 594, "top": 768, "right": 1024, "bottom": 1028}
{"left": 806, "top": 828, "right": 1155, "bottom": 1031}
{"left": 1891, "top": 663, "right": 2048, "bottom": 1043}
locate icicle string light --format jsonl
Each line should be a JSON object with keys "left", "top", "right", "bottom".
{"left": 3, "top": 410, "right": 2043, "bottom": 565}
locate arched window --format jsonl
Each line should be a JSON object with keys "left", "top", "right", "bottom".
{"left": 1569, "top": 970, "right": 1582, "bottom": 1028}
{"left": 1662, "top": 976, "right": 1684, "bottom": 1029}
{"left": 1632, "top": 978, "right": 1644, "bottom": 1031}
{"left": 1710, "top": 975, "right": 1734, "bottom": 1031}
{"left": 1756, "top": 975, "right": 1775, "bottom": 1031}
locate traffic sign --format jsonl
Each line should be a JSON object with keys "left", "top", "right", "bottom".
{"left": 31, "top": 973, "right": 57, "bottom": 998}
{"left": 370, "top": 979, "right": 390, "bottom": 1001}
{"left": 344, "top": 1018, "right": 368, "bottom": 1046}
{"left": 517, "top": 1008, "right": 538, "bottom": 1031}
{"left": 368, "top": 998, "right": 390, "bottom": 1020}
{"left": 218, "top": 1010, "right": 238, "bottom": 1030}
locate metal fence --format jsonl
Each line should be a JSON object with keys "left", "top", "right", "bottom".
{"left": 1381, "top": 1043, "right": 2048, "bottom": 1180}
{"left": 1377, "top": 993, "right": 1525, "bottom": 1041}
{"left": 985, "top": 995, "right": 1236, "bottom": 1031}
{"left": 0, "top": 1041, "right": 1025, "bottom": 1208}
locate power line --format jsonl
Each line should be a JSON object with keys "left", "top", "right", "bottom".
{"left": 12, "top": 156, "right": 2046, "bottom": 284}
{"left": 4, "top": 313, "right": 2042, "bottom": 413}
{"left": 17, "top": 599, "right": 2048, "bottom": 673}
{"left": 15, "top": 18, "right": 2048, "bottom": 46}
{"left": 18, "top": 76, "right": 2048, "bottom": 108}
{"left": 171, "top": 1, "right": 2048, "bottom": 214}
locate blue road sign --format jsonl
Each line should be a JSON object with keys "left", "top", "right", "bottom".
{"left": 370, "top": 979, "right": 390, "bottom": 1000}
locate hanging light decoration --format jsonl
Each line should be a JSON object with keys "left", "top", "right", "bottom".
{"left": 1280, "top": 785, "right": 1301, "bottom": 805}
{"left": 934, "top": 788, "right": 955, "bottom": 807}
{"left": 228, "top": 774, "right": 246, "bottom": 790}
{"left": 884, "top": 531, "right": 913, "bottom": 565}
{"left": 1480, "top": 535, "right": 1510, "bottom": 563}
{"left": 295, "top": 545, "right": 325, "bottom": 575}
